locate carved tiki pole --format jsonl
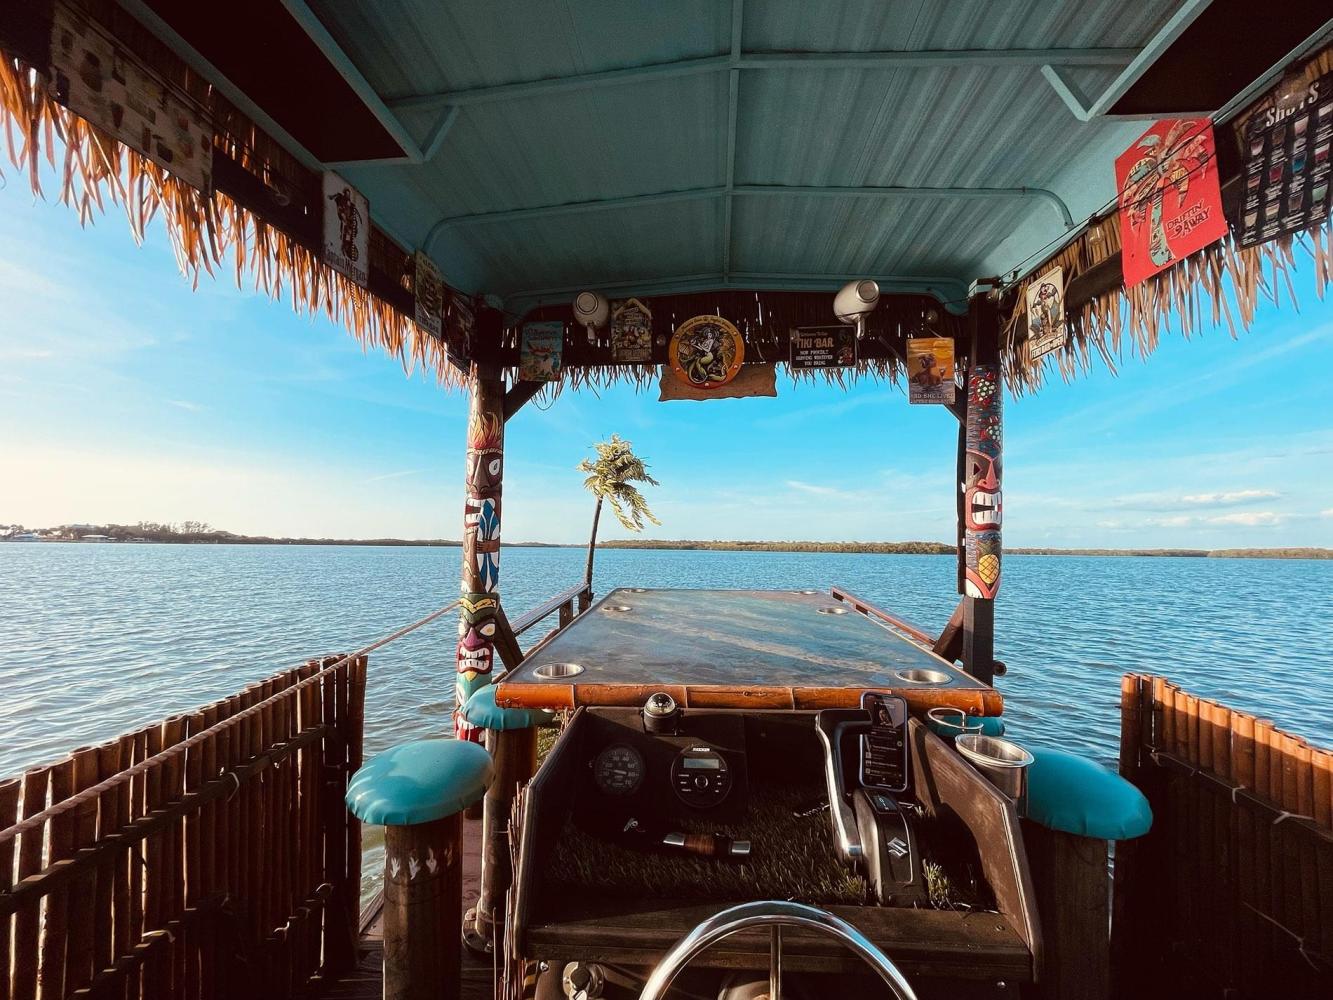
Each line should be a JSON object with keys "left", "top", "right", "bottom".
{"left": 961, "top": 363, "right": 1002, "bottom": 600}
{"left": 455, "top": 368, "right": 504, "bottom": 742}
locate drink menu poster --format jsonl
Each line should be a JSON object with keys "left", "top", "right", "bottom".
{"left": 1237, "top": 73, "right": 1333, "bottom": 247}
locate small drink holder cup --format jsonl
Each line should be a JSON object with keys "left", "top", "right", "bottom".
{"left": 954, "top": 734, "right": 1035, "bottom": 815}
{"left": 926, "top": 706, "right": 983, "bottom": 739}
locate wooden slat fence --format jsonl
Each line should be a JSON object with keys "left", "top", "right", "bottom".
{"left": 1114, "top": 673, "right": 1333, "bottom": 998}
{"left": 0, "top": 654, "right": 367, "bottom": 1000}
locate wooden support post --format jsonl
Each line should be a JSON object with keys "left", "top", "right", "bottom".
{"left": 456, "top": 365, "right": 506, "bottom": 743}
{"left": 959, "top": 293, "right": 1001, "bottom": 685}
{"left": 1026, "top": 822, "right": 1111, "bottom": 1000}
{"left": 470, "top": 727, "right": 538, "bottom": 948}
{"left": 382, "top": 813, "right": 464, "bottom": 1000}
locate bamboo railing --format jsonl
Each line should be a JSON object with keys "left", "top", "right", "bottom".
{"left": 0, "top": 654, "right": 367, "bottom": 1000}
{"left": 1114, "top": 674, "right": 1333, "bottom": 997}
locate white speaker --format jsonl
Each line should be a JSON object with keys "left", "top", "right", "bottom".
{"left": 833, "top": 279, "right": 880, "bottom": 339}
{"left": 573, "top": 291, "right": 610, "bottom": 344}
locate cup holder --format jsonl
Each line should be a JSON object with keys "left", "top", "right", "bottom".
{"left": 816, "top": 606, "right": 849, "bottom": 615}
{"left": 893, "top": 667, "right": 951, "bottom": 685}
{"left": 533, "top": 662, "right": 585, "bottom": 679}
{"left": 603, "top": 604, "right": 633, "bottom": 613}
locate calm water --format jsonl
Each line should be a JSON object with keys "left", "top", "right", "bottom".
{"left": 3, "top": 544, "right": 1330, "bottom": 900}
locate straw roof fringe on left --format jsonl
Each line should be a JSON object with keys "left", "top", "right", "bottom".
{"left": 0, "top": 47, "right": 464, "bottom": 389}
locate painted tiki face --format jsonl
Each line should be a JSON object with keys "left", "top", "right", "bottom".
{"left": 963, "top": 449, "right": 1002, "bottom": 531}
{"left": 465, "top": 413, "right": 504, "bottom": 498}
{"left": 456, "top": 594, "right": 498, "bottom": 682}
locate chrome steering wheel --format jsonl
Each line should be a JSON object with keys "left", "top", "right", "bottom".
{"left": 637, "top": 900, "right": 919, "bottom": 1000}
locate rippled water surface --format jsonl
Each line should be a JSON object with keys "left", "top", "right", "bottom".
{"left": 3, "top": 544, "right": 1330, "bottom": 900}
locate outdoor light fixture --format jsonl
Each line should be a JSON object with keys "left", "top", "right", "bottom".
{"left": 834, "top": 279, "right": 880, "bottom": 340}
{"left": 573, "top": 291, "right": 610, "bottom": 344}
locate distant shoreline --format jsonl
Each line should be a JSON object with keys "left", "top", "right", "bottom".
{"left": 4, "top": 532, "right": 1329, "bottom": 559}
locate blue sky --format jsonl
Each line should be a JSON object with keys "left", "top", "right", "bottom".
{"left": 1, "top": 173, "right": 1331, "bottom": 548}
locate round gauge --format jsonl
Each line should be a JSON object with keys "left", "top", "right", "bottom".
{"left": 593, "top": 743, "right": 645, "bottom": 797}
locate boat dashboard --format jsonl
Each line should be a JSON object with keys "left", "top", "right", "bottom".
{"left": 510, "top": 695, "right": 1041, "bottom": 996}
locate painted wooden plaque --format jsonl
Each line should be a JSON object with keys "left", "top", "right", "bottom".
{"left": 906, "top": 336, "right": 955, "bottom": 404}
{"left": 413, "top": 251, "right": 444, "bottom": 338}
{"left": 322, "top": 171, "right": 369, "bottom": 287}
{"left": 668, "top": 315, "right": 744, "bottom": 389}
{"left": 1115, "top": 119, "right": 1226, "bottom": 288}
{"left": 49, "top": 3, "right": 213, "bottom": 193}
{"left": 610, "top": 298, "right": 653, "bottom": 363}
{"left": 519, "top": 321, "right": 565, "bottom": 382}
{"left": 1025, "top": 266, "right": 1067, "bottom": 361}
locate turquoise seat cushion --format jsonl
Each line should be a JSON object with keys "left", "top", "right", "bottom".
{"left": 926, "top": 714, "right": 1006, "bottom": 739}
{"left": 462, "top": 684, "right": 553, "bottom": 731}
{"left": 1026, "top": 748, "right": 1152, "bottom": 840}
{"left": 345, "top": 738, "right": 493, "bottom": 826}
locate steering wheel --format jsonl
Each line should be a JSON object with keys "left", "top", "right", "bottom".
{"left": 637, "top": 900, "right": 919, "bottom": 1000}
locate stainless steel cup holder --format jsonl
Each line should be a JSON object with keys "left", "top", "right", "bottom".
{"left": 893, "top": 667, "right": 951, "bottom": 685}
{"left": 816, "top": 606, "right": 849, "bottom": 615}
{"left": 533, "top": 662, "right": 585, "bottom": 679}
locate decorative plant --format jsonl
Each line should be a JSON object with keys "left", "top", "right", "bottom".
{"left": 577, "top": 435, "right": 660, "bottom": 586}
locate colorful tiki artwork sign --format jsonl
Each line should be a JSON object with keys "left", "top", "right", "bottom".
{"left": 1025, "top": 266, "right": 1067, "bottom": 361}
{"left": 962, "top": 365, "right": 1002, "bottom": 600}
{"left": 519, "top": 321, "right": 565, "bottom": 382}
{"left": 413, "top": 251, "right": 444, "bottom": 339}
{"left": 905, "top": 337, "right": 956, "bottom": 404}
{"left": 789, "top": 325, "right": 856, "bottom": 369}
{"left": 455, "top": 593, "right": 499, "bottom": 741}
{"left": 445, "top": 294, "right": 475, "bottom": 358}
{"left": 611, "top": 298, "right": 654, "bottom": 363}
{"left": 49, "top": 3, "right": 213, "bottom": 193}
{"left": 322, "top": 172, "right": 369, "bottom": 288}
{"left": 1235, "top": 74, "right": 1333, "bottom": 247}
{"left": 1115, "top": 119, "right": 1227, "bottom": 288}
{"left": 668, "top": 315, "right": 745, "bottom": 389}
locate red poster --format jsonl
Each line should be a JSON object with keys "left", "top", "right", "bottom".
{"left": 1115, "top": 119, "right": 1227, "bottom": 288}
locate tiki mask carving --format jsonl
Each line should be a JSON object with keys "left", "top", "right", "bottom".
{"left": 455, "top": 593, "right": 498, "bottom": 683}
{"left": 963, "top": 449, "right": 1002, "bottom": 531}
{"left": 962, "top": 364, "right": 1003, "bottom": 598}
{"left": 465, "top": 413, "right": 503, "bottom": 498}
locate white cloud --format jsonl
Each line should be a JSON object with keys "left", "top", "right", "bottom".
{"left": 167, "top": 400, "right": 202, "bottom": 412}
{"left": 1204, "top": 511, "right": 1284, "bottom": 527}
{"left": 366, "top": 469, "right": 420, "bottom": 483}
{"left": 1180, "top": 489, "right": 1280, "bottom": 505}
{"left": 785, "top": 480, "right": 843, "bottom": 497}
{"left": 1322, "top": 509, "right": 1333, "bottom": 519}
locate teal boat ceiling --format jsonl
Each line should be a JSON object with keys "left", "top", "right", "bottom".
{"left": 197, "top": 1, "right": 1295, "bottom": 313}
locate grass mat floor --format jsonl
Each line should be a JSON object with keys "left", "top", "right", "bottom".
{"left": 546, "top": 782, "right": 871, "bottom": 906}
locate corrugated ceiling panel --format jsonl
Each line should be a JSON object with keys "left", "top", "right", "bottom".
{"left": 283, "top": 0, "right": 1231, "bottom": 300}
{"left": 445, "top": 197, "right": 725, "bottom": 297}
{"left": 409, "top": 71, "right": 728, "bottom": 216}
{"left": 308, "top": 0, "right": 728, "bottom": 97}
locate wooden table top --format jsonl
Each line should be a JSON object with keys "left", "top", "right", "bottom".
{"left": 497, "top": 588, "right": 1001, "bottom": 716}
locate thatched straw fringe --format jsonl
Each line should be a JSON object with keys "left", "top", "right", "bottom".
{"left": 1001, "top": 199, "right": 1333, "bottom": 397}
{"left": 0, "top": 51, "right": 463, "bottom": 389}
{"left": 1002, "top": 43, "right": 1333, "bottom": 397}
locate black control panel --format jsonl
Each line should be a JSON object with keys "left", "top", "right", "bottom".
{"left": 578, "top": 707, "right": 749, "bottom": 821}
{"left": 670, "top": 745, "right": 732, "bottom": 808}
{"left": 858, "top": 691, "right": 909, "bottom": 794}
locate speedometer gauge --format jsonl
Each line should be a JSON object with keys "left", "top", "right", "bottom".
{"left": 593, "top": 743, "right": 645, "bottom": 796}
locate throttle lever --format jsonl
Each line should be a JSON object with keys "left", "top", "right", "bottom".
{"left": 814, "top": 709, "right": 871, "bottom": 864}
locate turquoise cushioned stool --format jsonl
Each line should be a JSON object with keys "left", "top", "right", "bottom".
{"left": 346, "top": 738, "right": 493, "bottom": 826}
{"left": 462, "top": 684, "right": 553, "bottom": 731}
{"left": 1026, "top": 747, "right": 1152, "bottom": 840}
{"left": 345, "top": 739, "right": 493, "bottom": 1000}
